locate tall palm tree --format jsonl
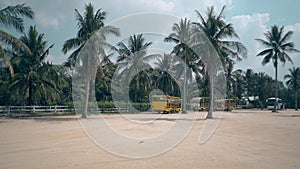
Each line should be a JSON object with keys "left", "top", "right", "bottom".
{"left": 62, "top": 3, "right": 120, "bottom": 118}
{"left": 193, "top": 6, "right": 247, "bottom": 67}
{"left": 62, "top": 3, "right": 119, "bottom": 67}
{"left": 0, "top": 3, "right": 34, "bottom": 76}
{"left": 116, "top": 34, "right": 154, "bottom": 102}
{"left": 256, "top": 25, "right": 299, "bottom": 112}
{"left": 9, "top": 26, "right": 57, "bottom": 106}
{"left": 284, "top": 67, "right": 300, "bottom": 110}
{"left": 193, "top": 5, "right": 247, "bottom": 118}
{"left": 164, "top": 18, "right": 202, "bottom": 113}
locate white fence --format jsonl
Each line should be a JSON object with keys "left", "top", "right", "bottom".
{"left": 0, "top": 105, "right": 150, "bottom": 117}
{"left": 0, "top": 105, "right": 74, "bottom": 117}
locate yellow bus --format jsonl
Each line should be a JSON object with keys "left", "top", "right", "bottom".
{"left": 215, "top": 98, "right": 237, "bottom": 111}
{"left": 151, "top": 95, "right": 181, "bottom": 113}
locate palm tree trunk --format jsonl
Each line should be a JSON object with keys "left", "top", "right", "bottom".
{"left": 28, "top": 77, "right": 33, "bottom": 106}
{"left": 207, "top": 74, "right": 214, "bottom": 119}
{"left": 295, "top": 91, "right": 298, "bottom": 111}
{"left": 182, "top": 60, "right": 187, "bottom": 114}
{"left": 273, "top": 62, "right": 278, "bottom": 112}
{"left": 82, "top": 79, "right": 90, "bottom": 118}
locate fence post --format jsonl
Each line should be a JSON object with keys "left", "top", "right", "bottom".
{"left": 32, "top": 105, "right": 35, "bottom": 115}
{"left": 7, "top": 106, "right": 11, "bottom": 117}
{"left": 55, "top": 105, "right": 57, "bottom": 113}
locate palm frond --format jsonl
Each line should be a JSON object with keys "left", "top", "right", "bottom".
{"left": 0, "top": 3, "right": 34, "bottom": 32}
{"left": 0, "top": 29, "right": 31, "bottom": 54}
{"left": 261, "top": 53, "right": 273, "bottom": 65}
{"left": 0, "top": 46, "right": 14, "bottom": 75}
{"left": 62, "top": 37, "right": 82, "bottom": 54}
{"left": 256, "top": 48, "right": 273, "bottom": 56}
{"left": 40, "top": 43, "right": 54, "bottom": 61}
{"left": 255, "top": 38, "right": 272, "bottom": 47}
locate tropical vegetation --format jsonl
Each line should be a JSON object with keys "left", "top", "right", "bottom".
{"left": 256, "top": 25, "right": 299, "bottom": 111}
{"left": 0, "top": 3, "right": 299, "bottom": 118}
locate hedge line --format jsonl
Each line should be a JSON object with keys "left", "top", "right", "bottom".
{"left": 69, "top": 101, "right": 151, "bottom": 112}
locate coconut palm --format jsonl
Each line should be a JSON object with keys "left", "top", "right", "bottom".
{"left": 193, "top": 6, "right": 247, "bottom": 67}
{"left": 154, "top": 54, "right": 181, "bottom": 96}
{"left": 256, "top": 25, "right": 299, "bottom": 112}
{"left": 62, "top": 3, "right": 120, "bottom": 117}
{"left": 231, "top": 69, "right": 245, "bottom": 99}
{"left": 116, "top": 34, "right": 155, "bottom": 102}
{"left": 193, "top": 5, "right": 247, "bottom": 118}
{"left": 164, "top": 18, "right": 202, "bottom": 113}
{"left": 62, "top": 3, "right": 119, "bottom": 67}
{"left": 284, "top": 67, "right": 300, "bottom": 110}
{"left": 95, "top": 53, "right": 116, "bottom": 101}
{"left": 9, "top": 26, "right": 57, "bottom": 106}
{"left": 0, "top": 3, "right": 34, "bottom": 76}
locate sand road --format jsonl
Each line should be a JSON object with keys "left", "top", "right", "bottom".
{"left": 0, "top": 110, "right": 300, "bottom": 169}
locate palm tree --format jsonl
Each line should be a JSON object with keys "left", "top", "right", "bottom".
{"left": 194, "top": 6, "right": 247, "bottom": 67}
{"left": 95, "top": 53, "right": 115, "bottom": 101}
{"left": 117, "top": 34, "right": 152, "bottom": 62}
{"left": 116, "top": 34, "right": 154, "bottom": 102}
{"left": 164, "top": 18, "right": 202, "bottom": 113}
{"left": 9, "top": 26, "right": 57, "bottom": 106}
{"left": 232, "top": 69, "right": 245, "bottom": 99}
{"left": 0, "top": 3, "right": 34, "bottom": 76}
{"left": 244, "top": 69, "right": 256, "bottom": 96}
{"left": 154, "top": 54, "right": 181, "bottom": 96}
{"left": 256, "top": 25, "right": 299, "bottom": 112}
{"left": 193, "top": 5, "right": 247, "bottom": 118}
{"left": 284, "top": 67, "right": 300, "bottom": 110}
{"left": 62, "top": 3, "right": 120, "bottom": 118}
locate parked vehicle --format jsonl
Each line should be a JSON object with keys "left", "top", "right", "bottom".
{"left": 151, "top": 95, "right": 181, "bottom": 113}
{"left": 190, "top": 97, "right": 210, "bottom": 111}
{"left": 266, "top": 97, "right": 283, "bottom": 110}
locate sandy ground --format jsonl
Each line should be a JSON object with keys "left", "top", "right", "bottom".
{"left": 0, "top": 109, "right": 300, "bottom": 169}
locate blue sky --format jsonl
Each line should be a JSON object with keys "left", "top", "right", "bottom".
{"left": 1, "top": 0, "right": 300, "bottom": 81}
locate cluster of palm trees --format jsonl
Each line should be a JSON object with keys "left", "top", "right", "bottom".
{"left": 0, "top": 3, "right": 299, "bottom": 118}
{"left": 0, "top": 4, "right": 71, "bottom": 106}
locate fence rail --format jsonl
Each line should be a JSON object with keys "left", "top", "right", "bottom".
{"left": 0, "top": 105, "right": 74, "bottom": 117}
{"left": 0, "top": 106, "right": 136, "bottom": 117}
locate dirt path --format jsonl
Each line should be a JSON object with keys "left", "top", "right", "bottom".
{"left": 0, "top": 110, "right": 300, "bottom": 169}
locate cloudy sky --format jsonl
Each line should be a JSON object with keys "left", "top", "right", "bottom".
{"left": 1, "top": 0, "right": 300, "bottom": 81}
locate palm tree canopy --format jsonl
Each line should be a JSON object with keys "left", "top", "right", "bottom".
{"left": 165, "top": 18, "right": 205, "bottom": 81}
{"left": 0, "top": 3, "right": 34, "bottom": 76}
{"left": 117, "top": 34, "right": 152, "bottom": 63}
{"left": 256, "top": 25, "right": 300, "bottom": 67}
{"left": 0, "top": 3, "right": 34, "bottom": 32}
{"left": 11, "top": 25, "right": 54, "bottom": 73}
{"left": 284, "top": 67, "right": 300, "bottom": 91}
{"left": 193, "top": 6, "right": 247, "bottom": 63}
{"left": 62, "top": 3, "right": 120, "bottom": 67}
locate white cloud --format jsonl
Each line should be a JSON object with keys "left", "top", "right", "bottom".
{"left": 232, "top": 14, "right": 300, "bottom": 80}
{"left": 172, "top": 0, "right": 232, "bottom": 20}
{"left": 36, "top": 14, "right": 60, "bottom": 30}
{"left": 286, "top": 23, "right": 300, "bottom": 32}
{"left": 231, "top": 13, "right": 274, "bottom": 77}
{"left": 138, "top": 0, "right": 175, "bottom": 12}
{"left": 231, "top": 13, "right": 269, "bottom": 38}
